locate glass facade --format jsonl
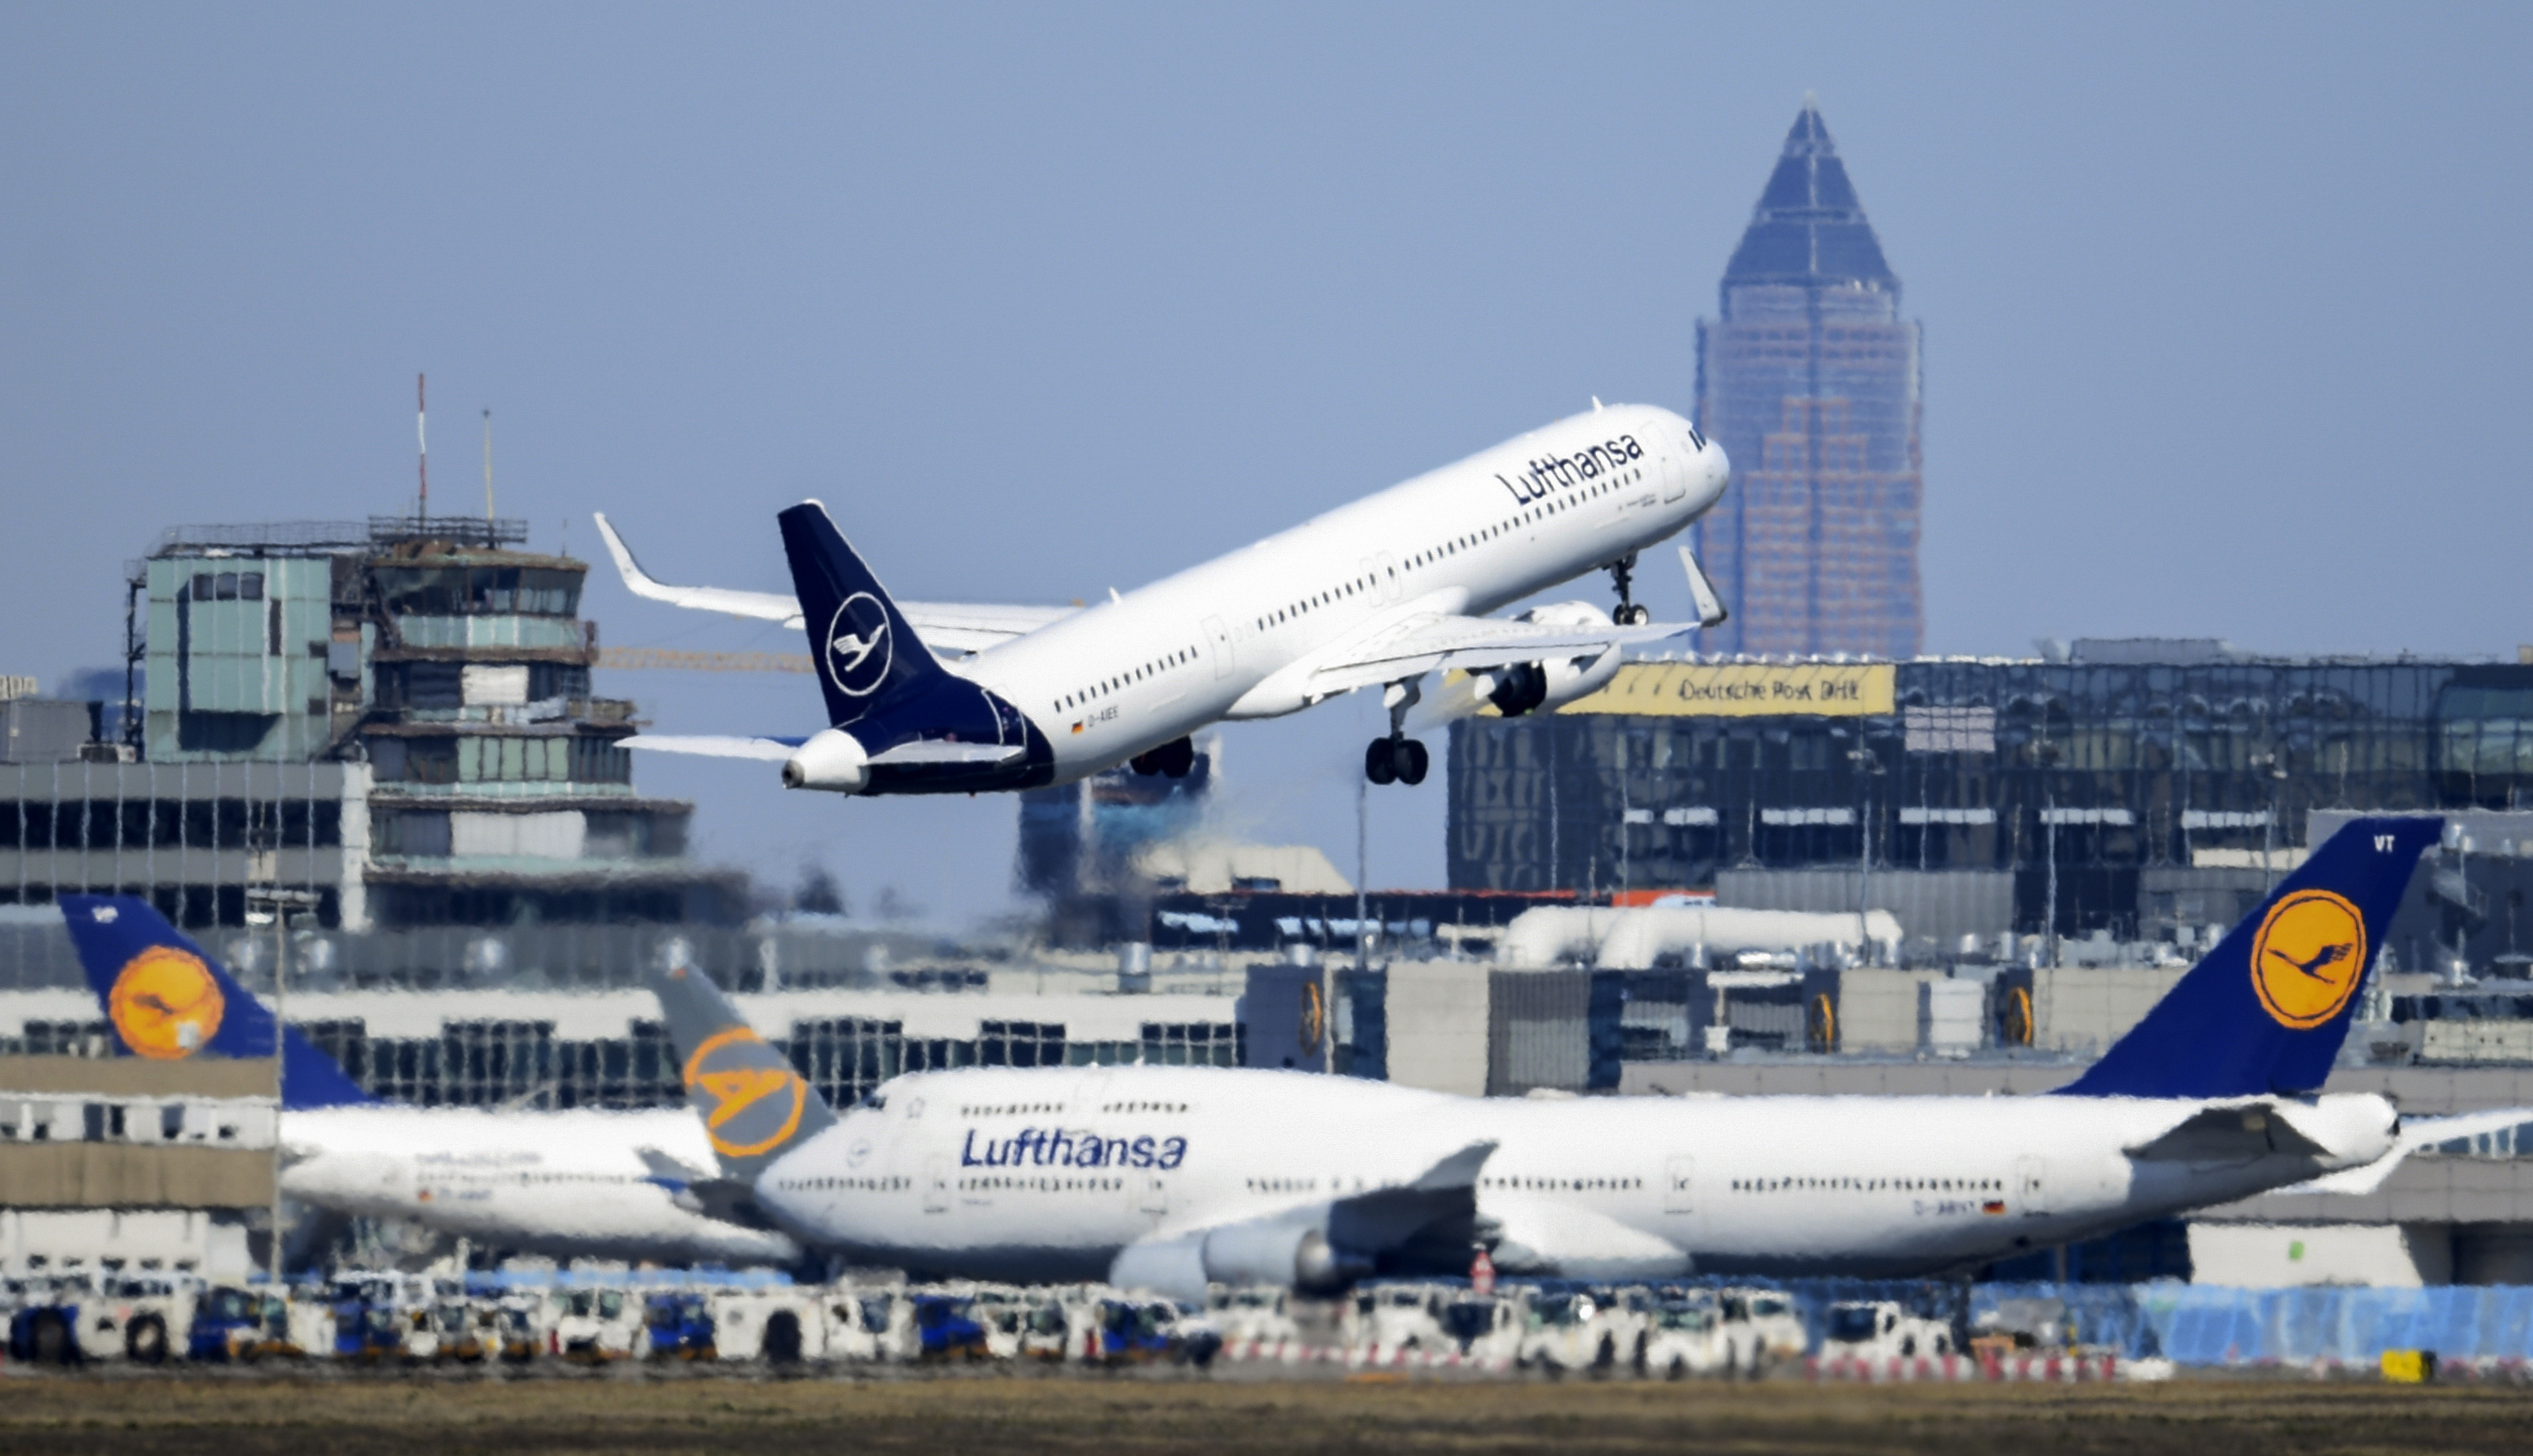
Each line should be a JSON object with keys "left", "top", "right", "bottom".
{"left": 1694, "top": 101, "right": 1923, "bottom": 658}
{"left": 1449, "top": 653, "right": 2533, "bottom": 937}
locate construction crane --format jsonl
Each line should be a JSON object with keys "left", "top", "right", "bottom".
{"left": 596, "top": 647, "right": 810, "bottom": 674}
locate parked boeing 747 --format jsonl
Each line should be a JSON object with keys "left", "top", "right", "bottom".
{"left": 648, "top": 818, "right": 2496, "bottom": 1298}
{"left": 595, "top": 402, "right": 1731, "bottom": 792}
{"left": 59, "top": 897, "right": 804, "bottom": 1270}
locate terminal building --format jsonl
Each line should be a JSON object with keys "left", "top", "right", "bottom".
{"left": 0, "top": 517, "right": 740, "bottom": 935}
{"left": 1447, "top": 642, "right": 2533, "bottom": 957}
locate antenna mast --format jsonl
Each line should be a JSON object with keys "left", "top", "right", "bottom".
{"left": 417, "top": 373, "right": 429, "bottom": 521}
{"left": 482, "top": 409, "right": 494, "bottom": 522}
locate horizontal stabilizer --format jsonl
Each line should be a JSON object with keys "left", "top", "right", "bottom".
{"left": 2280, "top": 1106, "right": 2533, "bottom": 1197}
{"left": 863, "top": 740, "right": 1026, "bottom": 768}
{"left": 624, "top": 734, "right": 804, "bottom": 761}
{"left": 2122, "top": 1102, "right": 2329, "bottom": 1162}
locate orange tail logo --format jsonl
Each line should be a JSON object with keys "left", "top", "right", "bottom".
{"left": 681, "top": 1027, "right": 809, "bottom": 1158}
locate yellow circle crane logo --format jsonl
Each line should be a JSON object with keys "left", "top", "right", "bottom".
{"left": 680, "top": 1027, "right": 809, "bottom": 1159}
{"left": 109, "top": 946, "right": 224, "bottom": 1061}
{"left": 2249, "top": 889, "right": 2368, "bottom": 1030}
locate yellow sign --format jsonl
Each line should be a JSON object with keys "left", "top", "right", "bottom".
{"left": 1299, "top": 981, "right": 1325, "bottom": 1056}
{"left": 2249, "top": 889, "right": 2368, "bottom": 1030}
{"left": 109, "top": 946, "right": 224, "bottom": 1061}
{"left": 1558, "top": 663, "right": 1896, "bottom": 717}
{"left": 681, "top": 1026, "right": 809, "bottom": 1159}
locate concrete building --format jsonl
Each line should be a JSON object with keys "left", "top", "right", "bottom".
{"left": 0, "top": 1050, "right": 274, "bottom": 1276}
{"left": 1695, "top": 99, "right": 1923, "bottom": 658}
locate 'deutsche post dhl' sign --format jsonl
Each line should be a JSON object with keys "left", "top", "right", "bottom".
{"left": 1557, "top": 663, "right": 1896, "bottom": 717}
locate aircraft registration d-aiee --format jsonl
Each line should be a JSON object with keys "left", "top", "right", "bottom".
{"left": 594, "top": 403, "right": 1734, "bottom": 795}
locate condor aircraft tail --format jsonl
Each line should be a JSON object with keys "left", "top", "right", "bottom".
{"left": 59, "top": 895, "right": 371, "bottom": 1109}
{"left": 650, "top": 959, "right": 836, "bottom": 1181}
{"left": 2057, "top": 815, "right": 2439, "bottom": 1100}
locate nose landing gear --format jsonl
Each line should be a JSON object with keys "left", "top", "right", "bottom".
{"left": 1606, "top": 554, "right": 1649, "bottom": 626}
{"left": 1365, "top": 676, "right": 1429, "bottom": 786}
{"left": 1364, "top": 735, "right": 1428, "bottom": 787}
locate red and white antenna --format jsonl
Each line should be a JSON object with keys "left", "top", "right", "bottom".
{"left": 417, "top": 373, "right": 429, "bottom": 520}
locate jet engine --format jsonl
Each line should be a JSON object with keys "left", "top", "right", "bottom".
{"left": 1475, "top": 602, "right": 1625, "bottom": 718}
{"left": 1200, "top": 1222, "right": 1369, "bottom": 1293}
{"left": 1109, "top": 1217, "right": 1373, "bottom": 1301}
{"left": 780, "top": 728, "right": 869, "bottom": 792}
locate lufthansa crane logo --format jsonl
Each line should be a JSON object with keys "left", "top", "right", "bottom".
{"left": 822, "top": 593, "right": 894, "bottom": 707}
{"left": 681, "top": 1026, "right": 809, "bottom": 1159}
{"left": 2249, "top": 889, "right": 2368, "bottom": 1030}
{"left": 109, "top": 946, "right": 224, "bottom": 1061}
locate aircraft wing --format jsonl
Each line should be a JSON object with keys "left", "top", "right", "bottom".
{"left": 593, "top": 512, "right": 1075, "bottom": 653}
{"left": 1301, "top": 611, "right": 1691, "bottom": 699}
{"left": 1109, "top": 1140, "right": 1492, "bottom": 1301}
{"left": 2276, "top": 1106, "right": 2533, "bottom": 1197}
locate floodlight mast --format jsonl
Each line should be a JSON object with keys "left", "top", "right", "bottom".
{"left": 246, "top": 884, "right": 320, "bottom": 1289}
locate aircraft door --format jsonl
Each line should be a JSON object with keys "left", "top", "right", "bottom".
{"left": 1137, "top": 1175, "right": 1168, "bottom": 1218}
{"left": 1376, "top": 551, "right": 1401, "bottom": 602}
{"left": 1202, "top": 616, "right": 1234, "bottom": 680}
{"left": 1655, "top": 426, "right": 1689, "bottom": 502}
{"left": 1663, "top": 1156, "right": 1695, "bottom": 1215}
{"left": 924, "top": 1155, "right": 949, "bottom": 1214}
{"left": 2015, "top": 1155, "right": 2048, "bottom": 1217}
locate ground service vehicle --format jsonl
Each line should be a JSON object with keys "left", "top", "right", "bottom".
{"left": 1820, "top": 1300, "right": 1955, "bottom": 1362}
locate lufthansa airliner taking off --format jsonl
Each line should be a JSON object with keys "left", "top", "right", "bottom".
{"left": 596, "top": 403, "right": 1730, "bottom": 793}
{"left": 59, "top": 899, "right": 804, "bottom": 1271}
{"left": 650, "top": 819, "right": 2518, "bottom": 1298}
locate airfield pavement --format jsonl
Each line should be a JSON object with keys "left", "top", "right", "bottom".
{"left": 4, "top": 1369, "right": 2533, "bottom": 1456}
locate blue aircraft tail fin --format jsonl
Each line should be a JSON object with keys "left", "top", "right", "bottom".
{"left": 778, "top": 501, "right": 950, "bottom": 728}
{"left": 59, "top": 895, "right": 372, "bottom": 1109}
{"left": 2054, "top": 815, "right": 2440, "bottom": 1099}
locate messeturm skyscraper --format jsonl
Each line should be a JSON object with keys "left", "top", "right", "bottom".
{"left": 1695, "top": 101, "right": 1923, "bottom": 658}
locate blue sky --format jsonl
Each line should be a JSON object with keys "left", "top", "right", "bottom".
{"left": 4, "top": 4, "right": 2528, "bottom": 923}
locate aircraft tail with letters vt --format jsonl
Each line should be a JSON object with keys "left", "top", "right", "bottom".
{"left": 59, "top": 895, "right": 372, "bottom": 1110}
{"left": 2056, "top": 815, "right": 2440, "bottom": 1100}
{"left": 650, "top": 959, "right": 836, "bottom": 1182}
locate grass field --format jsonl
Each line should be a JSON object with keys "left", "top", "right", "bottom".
{"left": 5, "top": 1373, "right": 2532, "bottom": 1456}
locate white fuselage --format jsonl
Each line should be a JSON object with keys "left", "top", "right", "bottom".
{"left": 277, "top": 1105, "right": 803, "bottom": 1267}
{"left": 965, "top": 404, "right": 1726, "bottom": 784}
{"left": 752, "top": 1066, "right": 2396, "bottom": 1282}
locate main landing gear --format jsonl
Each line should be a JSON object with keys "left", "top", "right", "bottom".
{"left": 1365, "top": 676, "right": 1428, "bottom": 786}
{"left": 1607, "top": 554, "right": 1649, "bottom": 626}
{"left": 1365, "top": 735, "right": 1428, "bottom": 787}
{"left": 1128, "top": 737, "right": 1196, "bottom": 778}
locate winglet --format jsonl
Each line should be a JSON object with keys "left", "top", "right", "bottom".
{"left": 2054, "top": 816, "right": 2440, "bottom": 1099}
{"left": 57, "top": 895, "right": 371, "bottom": 1109}
{"left": 1677, "top": 545, "right": 1730, "bottom": 628}
{"left": 592, "top": 511, "right": 674, "bottom": 604}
